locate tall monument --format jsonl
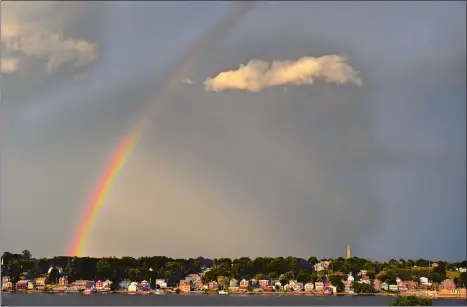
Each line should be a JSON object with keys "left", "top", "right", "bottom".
{"left": 346, "top": 244, "right": 351, "bottom": 259}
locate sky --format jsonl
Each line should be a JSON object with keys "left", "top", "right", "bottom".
{"left": 1, "top": 1, "right": 466, "bottom": 261}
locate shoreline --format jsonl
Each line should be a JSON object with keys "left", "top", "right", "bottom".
{"left": 2, "top": 290, "right": 466, "bottom": 300}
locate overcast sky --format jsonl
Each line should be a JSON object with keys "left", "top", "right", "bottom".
{"left": 1, "top": 1, "right": 465, "bottom": 261}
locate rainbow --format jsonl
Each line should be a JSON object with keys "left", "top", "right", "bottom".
{"left": 67, "top": 2, "right": 255, "bottom": 256}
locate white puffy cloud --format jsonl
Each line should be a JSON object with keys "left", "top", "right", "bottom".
{"left": 205, "top": 55, "right": 362, "bottom": 92}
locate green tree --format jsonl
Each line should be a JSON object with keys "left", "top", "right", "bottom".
{"left": 387, "top": 295, "right": 432, "bottom": 306}
{"left": 254, "top": 273, "right": 267, "bottom": 281}
{"left": 308, "top": 256, "right": 318, "bottom": 265}
{"left": 267, "top": 272, "right": 278, "bottom": 280}
{"left": 22, "top": 250, "right": 32, "bottom": 260}
{"left": 296, "top": 271, "right": 311, "bottom": 283}
{"left": 96, "top": 259, "right": 111, "bottom": 279}
{"left": 27, "top": 268, "right": 40, "bottom": 279}
{"left": 329, "top": 276, "right": 345, "bottom": 293}
{"left": 48, "top": 267, "right": 59, "bottom": 284}
{"left": 126, "top": 268, "right": 140, "bottom": 281}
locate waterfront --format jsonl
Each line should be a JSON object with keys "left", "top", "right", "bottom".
{"left": 2, "top": 293, "right": 466, "bottom": 306}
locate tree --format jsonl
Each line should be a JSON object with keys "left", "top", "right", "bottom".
{"left": 96, "top": 259, "right": 111, "bottom": 279}
{"left": 48, "top": 267, "right": 59, "bottom": 284}
{"left": 329, "top": 276, "right": 345, "bottom": 293}
{"left": 27, "top": 268, "right": 40, "bottom": 279}
{"left": 126, "top": 268, "right": 141, "bottom": 281}
{"left": 254, "top": 273, "right": 266, "bottom": 281}
{"left": 308, "top": 257, "right": 318, "bottom": 266}
{"left": 267, "top": 272, "right": 278, "bottom": 280}
{"left": 22, "top": 250, "right": 32, "bottom": 260}
{"left": 296, "top": 271, "right": 311, "bottom": 283}
{"left": 387, "top": 295, "right": 432, "bottom": 306}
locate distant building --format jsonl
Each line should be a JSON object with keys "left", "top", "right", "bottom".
{"left": 155, "top": 279, "right": 167, "bottom": 289}
{"left": 229, "top": 279, "right": 239, "bottom": 288}
{"left": 440, "top": 279, "right": 456, "bottom": 290}
{"left": 315, "top": 281, "right": 324, "bottom": 291}
{"left": 304, "top": 282, "right": 314, "bottom": 291}
{"left": 346, "top": 244, "right": 351, "bottom": 259}
{"left": 239, "top": 279, "right": 250, "bottom": 289}
{"left": 179, "top": 280, "right": 191, "bottom": 292}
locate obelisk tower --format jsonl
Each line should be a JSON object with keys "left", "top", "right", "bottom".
{"left": 346, "top": 244, "right": 351, "bottom": 259}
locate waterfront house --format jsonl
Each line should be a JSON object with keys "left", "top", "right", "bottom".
{"left": 96, "top": 280, "right": 104, "bottom": 289}
{"left": 419, "top": 277, "right": 432, "bottom": 286}
{"left": 119, "top": 279, "right": 131, "bottom": 290}
{"left": 381, "top": 282, "right": 389, "bottom": 291}
{"left": 73, "top": 280, "right": 95, "bottom": 290}
{"left": 15, "top": 280, "right": 29, "bottom": 290}
{"left": 397, "top": 281, "right": 408, "bottom": 291}
{"left": 179, "top": 280, "right": 191, "bottom": 292}
{"left": 35, "top": 277, "right": 47, "bottom": 288}
{"left": 58, "top": 276, "right": 68, "bottom": 286}
{"left": 373, "top": 279, "right": 382, "bottom": 291}
{"left": 208, "top": 281, "right": 218, "bottom": 290}
{"left": 347, "top": 273, "right": 354, "bottom": 283}
{"left": 128, "top": 282, "right": 138, "bottom": 292}
{"left": 239, "top": 279, "right": 250, "bottom": 289}
{"left": 155, "top": 279, "right": 167, "bottom": 289}
{"left": 229, "top": 278, "right": 239, "bottom": 288}
{"left": 440, "top": 279, "right": 456, "bottom": 290}
{"left": 138, "top": 280, "right": 151, "bottom": 291}
{"left": 274, "top": 281, "right": 283, "bottom": 291}
{"left": 325, "top": 282, "right": 337, "bottom": 294}
{"left": 407, "top": 280, "right": 418, "bottom": 290}
{"left": 359, "top": 275, "right": 371, "bottom": 285}
{"left": 304, "top": 282, "right": 314, "bottom": 291}
{"left": 259, "top": 279, "right": 269, "bottom": 288}
{"left": 27, "top": 281, "right": 35, "bottom": 290}
{"left": 250, "top": 278, "right": 258, "bottom": 287}
{"left": 315, "top": 281, "right": 324, "bottom": 291}
{"left": 389, "top": 284, "right": 398, "bottom": 292}
{"left": 186, "top": 274, "right": 201, "bottom": 282}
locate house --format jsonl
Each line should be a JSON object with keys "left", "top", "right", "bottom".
{"left": 96, "top": 280, "right": 104, "bottom": 289}
{"left": 314, "top": 260, "right": 331, "bottom": 272}
{"left": 407, "top": 281, "right": 418, "bottom": 290}
{"left": 103, "top": 280, "right": 113, "bottom": 289}
{"left": 259, "top": 279, "right": 269, "bottom": 288}
{"left": 128, "top": 282, "right": 138, "bottom": 292}
{"left": 304, "top": 282, "right": 314, "bottom": 291}
{"left": 2, "top": 277, "right": 13, "bottom": 291}
{"left": 359, "top": 275, "right": 370, "bottom": 285}
{"left": 455, "top": 267, "right": 467, "bottom": 273}
{"left": 274, "top": 281, "right": 283, "bottom": 290}
{"left": 373, "top": 279, "right": 382, "bottom": 291}
{"left": 389, "top": 285, "right": 398, "bottom": 292}
{"left": 119, "top": 279, "right": 131, "bottom": 290}
{"left": 347, "top": 273, "right": 354, "bottom": 283}
{"left": 73, "top": 280, "right": 94, "bottom": 290}
{"left": 58, "top": 276, "right": 68, "bottom": 286}
{"left": 344, "top": 281, "right": 351, "bottom": 292}
{"left": 288, "top": 280, "right": 303, "bottom": 291}
{"left": 15, "top": 280, "right": 29, "bottom": 290}
{"left": 431, "top": 263, "right": 438, "bottom": 268}
{"left": 325, "top": 282, "right": 337, "bottom": 294}
{"left": 315, "top": 281, "right": 324, "bottom": 291}
{"left": 397, "top": 281, "right": 408, "bottom": 291}
{"left": 187, "top": 274, "right": 201, "bottom": 281}
{"left": 208, "top": 281, "right": 218, "bottom": 290}
{"left": 250, "top": 278, "right": 258, "bottom": 287}
{"left": 381, "top": 282, "right": 389, "bottom": 291}
{"left": 229, "top": 278, "right": 239, "bottom": 288}
{"left": 179, "top": 280, "right": 191, "bottom": 292}
{"left": 138, "top": 280, "right": 151, "bottom": 291}
{"left": 155, "top": 279, "right": 167, "bottom": 289}
{"left": 239, "top": 279, "right": 250, "bottom": 289}
{"left": 439, "top": 279, "right": 456, "bottom": 290}
{"left": 360, "top": 270, "right": 368, "bottom": 276}
{"left": 35, "top": 277, "right": 47, "bottom": 288}
{"left": 419, "top": 277, "right": 431, "bottom": 286}
{"left": 27, "top": 281, "right": 36, "bottom": 290}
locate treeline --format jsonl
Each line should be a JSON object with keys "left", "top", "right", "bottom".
{"left": 2, "top": 250, "right": 466, "bottom": 288}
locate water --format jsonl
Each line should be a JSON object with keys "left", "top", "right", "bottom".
{"left": 2, "top": 293, "right": 466, "bottom": 306}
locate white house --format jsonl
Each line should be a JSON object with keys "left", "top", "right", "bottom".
{"left": 155, "top": 279, "right": 167, "bottom": 289}
{"left": 304, "top": 282, "right": 314, "bottom": 291}
{"left": 314, "top": 261, "right": 331, "bottom": 272}
{"left": 347, "top": 273, "right": 354, "bottom": 283}
{"left": 389, "top": 285, "right": 398, "bottom": 292}
{"left": 381, "top": 282, "right": 389, "bottom": 291}
{"left": 455, "top": 267, "right": 467, "bottom": 273}
{"left": 128, "top": 282, "right": 138, "bottom": 292}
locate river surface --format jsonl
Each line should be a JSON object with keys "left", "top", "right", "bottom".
{"left": 2, "top": 293, "right": 466, "bottom": 306}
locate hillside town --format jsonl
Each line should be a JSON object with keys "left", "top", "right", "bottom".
{"left": 1, "top": 248, "right": 466, "bottom": 299}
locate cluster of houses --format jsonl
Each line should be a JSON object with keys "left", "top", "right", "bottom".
{"left": 1, "top": 275, "right": 113, "bottom": 292}
{"left": 2, "top": 261, "right": 466, "bottom": 296}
